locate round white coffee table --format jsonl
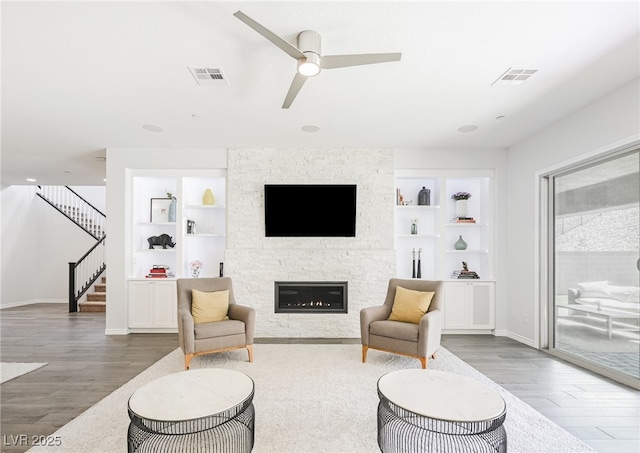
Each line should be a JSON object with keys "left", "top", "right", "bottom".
{"left": 127, "top": 368, "right": 254, "bottom": 452}
{"left": 377, "top": 369, "right": 506, "bottom": 453}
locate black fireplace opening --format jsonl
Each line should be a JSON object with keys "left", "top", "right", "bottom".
{"left": 275, "top": 281, "right": 348, "bottom": 314}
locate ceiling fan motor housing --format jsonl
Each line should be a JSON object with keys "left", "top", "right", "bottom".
{"left": 297, "top": 30, "right": 322, "bottom": 76}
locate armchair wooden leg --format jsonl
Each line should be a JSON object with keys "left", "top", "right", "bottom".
{"left": 419, "top": 357, "right": 427, "bottom": 369}
{"left": 184, "top": 354, "right": 194, "bottom": 371}
{"left": 246, "top": 345, "right": 253, "bottom": 363}
{"left": 362, "top": 345, "right": 369, "bottom": 364}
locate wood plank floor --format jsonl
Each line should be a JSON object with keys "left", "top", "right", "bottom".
{"left": 1, "top": 303, "right": 639, "bottom": 453}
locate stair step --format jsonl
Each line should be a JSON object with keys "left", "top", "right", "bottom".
{"left": 87, "top": 292, "right": 106, "bottom": 302}
{"left": 79, "top": 301, "right": 106, "bottom": 313}
{"left": 94, "top": 283, "right": 106, "bottom": 292}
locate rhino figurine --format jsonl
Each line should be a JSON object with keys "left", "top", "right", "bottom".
{"left": 147, "top": 234, "right": 176, "bottom": 249}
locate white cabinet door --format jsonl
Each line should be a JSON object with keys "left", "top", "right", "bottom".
{"left": 128, "top": 280, "right": 177, "bottom": 329}
{"left": 152, "top": 280, "right": 178, "bottom": 328}
{"left": 443, "top": 282, "right": 468, "bottom": 329}
{"left": 444, "top": 281, "right": 495, "bottom": 330}
{"left": 469, "top": 282, "right": 494, "bottom": 329}
{"left": 128, "top": 280, "right": 154, "bottom": 328}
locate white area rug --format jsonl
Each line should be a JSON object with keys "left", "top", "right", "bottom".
{"left": 28, "top": 344, "right": 595, "bottom": 453}
{"left": 0, "top": 362, "right": 47, "bottom": 384}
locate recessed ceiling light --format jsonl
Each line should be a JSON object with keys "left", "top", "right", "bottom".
{"left": 301, "top": 125, "right": 320, "bottom": 133}
{"left": 143, "top": 124, "right": 164, "bottom": 132}
{"left": 192, "top": 114, "right": 200, "bottom": 119}
{"left": 64, "top": 170, "right": 72, "bottom": 174}
{"left": 457, "top": 124, "right": 478, "bottom": 133}
{"left": 26, "top": 178, "right": 36, "bottom": 182}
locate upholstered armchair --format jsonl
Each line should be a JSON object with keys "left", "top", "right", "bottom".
{"left": 176, "top": 277, "right": 255, "bottom": 370}
{"left": 360, "top": 279, "right": 443, "bottom": 369}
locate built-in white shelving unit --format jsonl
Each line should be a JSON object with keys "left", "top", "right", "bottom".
{"left": 127, "top": 170, "right": 226, "bottom": 331}
{"left": 395, "top": 170, "right": 496, "bottom": 331}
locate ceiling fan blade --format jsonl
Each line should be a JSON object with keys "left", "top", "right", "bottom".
{"left": 282, "top": 73, "right": 307, "bottom": 109}
{"left": 320, "top": 52, "right": 401, "bottom": 69}
{"left": 234, "top": 11, "right": 306, "bottom": 60}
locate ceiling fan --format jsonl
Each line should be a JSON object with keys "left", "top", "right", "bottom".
{"left": 233, "top": 11, "right": 402, "bottom": 109}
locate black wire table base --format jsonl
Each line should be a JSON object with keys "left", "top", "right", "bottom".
{"left": 128, "top": 393, "right": 255, "bottom": 453}
{"left": 377, "top": 393, "right": 507, "bottom": 453}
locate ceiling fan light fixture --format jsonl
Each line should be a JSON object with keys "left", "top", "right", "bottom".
{"left": 298, "top": 52, "right": 321, "bottom": 77}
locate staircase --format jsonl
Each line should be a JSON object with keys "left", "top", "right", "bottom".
{"left": 80, "top": 276, "right": 107, "bottom": 312}
{"left": 36, "top": 185, "right": 106, "bottom": 313}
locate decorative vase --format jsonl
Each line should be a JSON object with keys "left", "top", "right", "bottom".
{"left": 202, "top": 188, "right": 215, "bottom": 205}
{"left": 455, "top": 199, "right": 468, "bottom": 218}
{"left": 454, "top": 235, "right": 468, "bottom": 250}
{"left": 168, "top": 197, "right": 176, "bottom": 222}
{"left": 411, "top": 223, "right": 418, "bottom": 235}
{"left": 191, "top": 269, "right": 200, "bottom": 278}
{"left": 418, "top": 187, "right": 431, "bottom": 206}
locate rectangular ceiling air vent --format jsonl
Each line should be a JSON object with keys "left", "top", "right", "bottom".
{"left": 188, "top": 67, "right": 229, "bottom": 86}
{"left": 491, "top": 68, "right": 538, "bottom": 86}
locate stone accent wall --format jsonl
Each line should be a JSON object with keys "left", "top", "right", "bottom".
{"left": 226, "top": 149, "right": 396, "bottom": 337}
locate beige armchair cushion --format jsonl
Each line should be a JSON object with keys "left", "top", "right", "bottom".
{"left": 191, "top": 289, "right": 230, "bottom": 324}
{"left": 388, "top": 286, "right": 434, "bottom": 324}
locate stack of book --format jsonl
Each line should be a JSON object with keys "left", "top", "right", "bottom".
{"left": 454, "top": 216, "right": 476, "bottom": 223}
{"left": 451, "top": 270, "right": 480, "bottom": 279}
{"left": 146, "top": 265, "right": 174, "bottom": 278}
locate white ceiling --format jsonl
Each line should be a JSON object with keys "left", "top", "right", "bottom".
{"left": 2, "top": 1, "right": 639, "bottom": 186}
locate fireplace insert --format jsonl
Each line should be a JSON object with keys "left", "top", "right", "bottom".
{"left": 275, "top": 281, "right": 348, "bottom": 314}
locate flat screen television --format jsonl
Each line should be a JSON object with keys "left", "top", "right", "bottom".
{"left": 264, "top": 184, "right": 357, "bottom": 237}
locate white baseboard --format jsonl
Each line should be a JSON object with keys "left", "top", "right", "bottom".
{"left": 104, "top": 328, "right": 130, "bottom": 335}
{"left": 442, "top": 329, "right": 494, "bottom": 335}
{"left": 1, "top": 299, "right": 66, "bottom": 309}
{"left": 503, "top": 330, "right": 537, "bottom": 348}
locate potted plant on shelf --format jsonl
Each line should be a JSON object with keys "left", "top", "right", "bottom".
{"left": 190, "top": 260, "right": 203, "bottom": 278}
{"left": 451, "top": 192, "right": 472, "bottom": 218}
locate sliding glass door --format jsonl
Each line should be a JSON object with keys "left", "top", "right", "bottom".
{"left": 548, "top": 149, "right": 639, "bottom": 386}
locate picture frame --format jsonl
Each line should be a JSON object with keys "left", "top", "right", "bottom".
{"left": 150, "top": 198, "right": 173, "bottom": 223}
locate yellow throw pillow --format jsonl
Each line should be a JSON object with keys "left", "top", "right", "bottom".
{"left": 191, "top": 289, "right": 230, "bottom": 324}
{"left": 388, "top": 286, "right": 434, "bottom": 324}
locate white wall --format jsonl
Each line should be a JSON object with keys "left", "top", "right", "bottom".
{"left": 1, "top": 185, "right": 39, "bottom": 306}
{"left": 506, "top": 78, "right": 640, "bottom": 346}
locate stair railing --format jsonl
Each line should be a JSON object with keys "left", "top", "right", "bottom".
{"left": 36, "top": 185, "right": 106, "bottom": 312}
{"left": 69, "top": 236, "right": 106, "bottom": 312}
{"left": 36, "top": 186, "right": 106, "bottom": 240}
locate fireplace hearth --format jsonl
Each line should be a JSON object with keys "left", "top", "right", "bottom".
{"left": 275, "top": 281, "right": 348, "bottom": 314}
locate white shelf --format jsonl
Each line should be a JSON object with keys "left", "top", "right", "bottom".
{"left": 184, "top": 233, "right": 225, "bottom": 237}
{"left": 445, "top": 249, "right": 489, "bottom": 253}
{"left": 446, "top": 222, "right": 489, "bottom": 227}
{"left": 135, "top": 222, "right": 177, "bottom": 226}
{"left": 396, "top": 205, "right": 440, "bottom": 210}
{"left": 184, "top": 204, "right": 225, "bottom": 209}
{"left": 397, "top": 234, "right": 440, "bottom": 238}
{"left": 135, "top": 248, "right": 176, "bottom": 252}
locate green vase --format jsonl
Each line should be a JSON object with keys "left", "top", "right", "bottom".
{"left": 454, "top": 235, "right": 467, "bottom": 250}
